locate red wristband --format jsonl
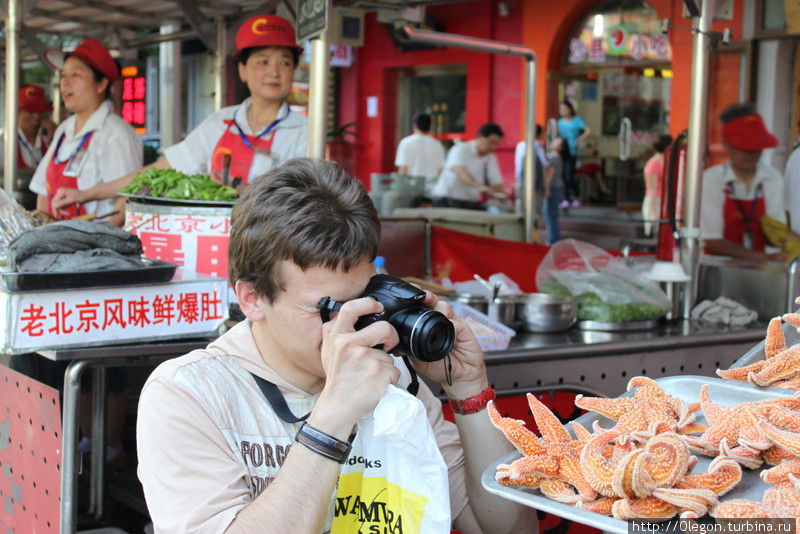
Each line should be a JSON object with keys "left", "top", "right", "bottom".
{"left": 448, "top": 387, "right": 496, "bottom": 415}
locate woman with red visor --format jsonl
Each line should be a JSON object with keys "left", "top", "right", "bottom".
{"left": 0, "top": 85, "right": 55, "bottom": 171}
{"left": 700, "top": 103, "right": 787, "bottom": 262}
{"left": 51, "top": 14, "right": 307, "bottom": 213}
{"left": 28, "top": 38, "right": 143, "bottom": 226}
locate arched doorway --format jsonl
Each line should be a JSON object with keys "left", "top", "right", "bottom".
{"left": 552, "top": 0, "right": 671, "bottom": 210}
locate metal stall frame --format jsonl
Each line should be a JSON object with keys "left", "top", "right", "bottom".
{"left": 680, "top": 0, "right": 717, "bottom": 318}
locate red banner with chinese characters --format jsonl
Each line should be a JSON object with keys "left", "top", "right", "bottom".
{"left": 2, "top": 272, "right": 228, "bottom": 354}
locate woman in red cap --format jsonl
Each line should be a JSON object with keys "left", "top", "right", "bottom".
{"left": 29, "top": 37, "right": 143, "bottom": 226}
{"left": 700, "top": 103, "right": 786, "bottom": 262}
{"left": 51, "top": 14, "right": 307, "bottom": 211}
{"left": 0, "top": 85, "right": 56, "bottom": 170}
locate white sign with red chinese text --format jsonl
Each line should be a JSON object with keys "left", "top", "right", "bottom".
{"left": 125, "top": 202, "right": 232, "bottom": 279}
{"left": 1, "top": 272, "right": 228, "bottom": 354}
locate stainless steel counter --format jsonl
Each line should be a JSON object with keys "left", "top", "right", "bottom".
{"left": 492, "top": 320, "right": 765, "bottom": 363}
{"left": 474, "top": 320, "right": 765, "bottom": 399}
{"left": 417, "top": 319, "right": 765, "bottom": 399}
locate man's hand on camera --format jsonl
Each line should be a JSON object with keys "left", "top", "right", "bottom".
{"left": 413, "top": 292, "right": 489, "bottom": 401}
{"left": 312, "top": 297, "right": 401, "bottom": 440}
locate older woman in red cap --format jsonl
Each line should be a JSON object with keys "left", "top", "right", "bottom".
{"left": 0, "top": 85, "right": 56, "bottom": 170}
{"left": 51, "top": 14, "right": 307, "bottom": 212}
{"left": 29, "top": 37, "right": 142, "bottom": 225}
{"left": 700, "top": 103, "right": 786, "bottom": 262}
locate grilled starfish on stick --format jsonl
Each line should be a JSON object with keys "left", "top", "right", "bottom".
{"left": 487, "top": 395, "right": 596, "bottom": 502}
{"left": 683, "top": 385, "right": 800, "bottom": 468}
{"left": 574, "top": 377, "right": 700, "bottom": 436}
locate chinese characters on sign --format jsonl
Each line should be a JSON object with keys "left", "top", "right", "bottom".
{"left": 5, "top": 278, "right": 229, "bottom": 353}
{"left": 19, "top": 292, "right": 223, "bottom": 338}
{"left": 568, "top": 32, "right": 672, "bottom": 65}
{"left": 121, "top": 66, "right": 147, "bottom": 133}
{"left": 125, "top": 209, "right": 231, "bottom": 279}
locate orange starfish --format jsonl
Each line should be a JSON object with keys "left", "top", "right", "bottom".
{"left": 488, "top": 394, "right": 597, "bottom": 503}
{"left": 758, "top": 420, "right": 800, "bottom": 458}
{"left": 684, "top": 385, "right": 800, "bottom": 468}
{"left": 718, "top": 317, "right": 785, "bottom": 382}
{"left": 718, "top": 316, "right": 800, "bottom": 388}
{"left": 574, "top": 377, "right": 700, "bottom": 436}
{"left": 772, "top": 375, "right": 800, "bottom": 390}
{"left": 579, "top": 430, "right": 739, "bottom": 520}
{"left": 712, "top": 460, "right": 800, "bottom": 523}
{"left": 749, "top": 346, "right": 800, "bottom": 387}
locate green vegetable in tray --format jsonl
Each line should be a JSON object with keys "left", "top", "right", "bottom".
{"left": 120, "top": 168, "right": 238, "bottom": 202}
{"left": 540, "top": 281, "right": 668, "bottom": 322}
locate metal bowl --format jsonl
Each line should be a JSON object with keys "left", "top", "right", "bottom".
{"left": 448, "top": 293, "right": 489, "bottom": 314}
{"left": 489, "top": 294, "right": 527, "bottom": 329}
{"left": 518, "top": 293, "right": 578, "bottom": 333}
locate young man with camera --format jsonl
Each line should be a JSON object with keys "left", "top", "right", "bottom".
{"left": 136, "top": 158, "right": 536, "bottom": 533}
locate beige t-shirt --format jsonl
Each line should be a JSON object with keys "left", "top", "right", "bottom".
{"left": 136, "top": 320, "right": 468, "bottom": 533}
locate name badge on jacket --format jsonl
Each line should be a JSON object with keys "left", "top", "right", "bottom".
{"left": 63, "top": 146, "right": 90, "bottom": 177}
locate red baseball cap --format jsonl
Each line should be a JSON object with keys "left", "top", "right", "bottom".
{"left": 236, "top": 14, "right": 303, "bottom": 55}
{"left": 45, "top": 38, "right": 119, "bottom": 83}
{"left": 19, "top": 85, "right": 52, "bottom": 113}
{"left": 722, "top": 113, "right": 779, "bottom": 151}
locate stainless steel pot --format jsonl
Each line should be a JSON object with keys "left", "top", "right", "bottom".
{"left": 518, "top": 293, "right": 578, "bottom": 333}
{"left": 448, "top": 294, "right": 489, "bottom": 314}
{"left": 489, "top": 294, "right": 526, "bottom": 329}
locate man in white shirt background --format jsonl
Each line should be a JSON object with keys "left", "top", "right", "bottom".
{"left": 431, "top": 122, "right": 506, "bottom": 210}
{"left": 394, "top": 113, "right": 445, "bottom": 183}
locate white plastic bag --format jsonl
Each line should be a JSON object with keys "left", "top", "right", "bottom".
{"left": 331, "top": 386, "right": 451, "bottom": 534}
{"left": 536, "top": 238, "right": 670, "bottom": 322}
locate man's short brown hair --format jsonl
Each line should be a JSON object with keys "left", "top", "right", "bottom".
{"left": 229, "top": 158, "right": 380, "bottom": 301}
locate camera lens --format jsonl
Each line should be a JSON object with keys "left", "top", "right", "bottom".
{"left": 392, "top": 309, "right": 454, "bottom": 362}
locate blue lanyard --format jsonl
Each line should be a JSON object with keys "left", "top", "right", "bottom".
{"left": 18, "top": 133, "right": 37, "bottom": 160}
{"left": 231, "top": 105, "right": 290, "bottom": 150}
{"left": 53, "top": 131, "right": 93, "bottom": 164}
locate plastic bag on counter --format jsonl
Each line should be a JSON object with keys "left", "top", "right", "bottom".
{"left": 0, "top": 189, "right": 34, "bottom": 261}
{"left": 536, "top": 238, "right": 670, "bottom": 322}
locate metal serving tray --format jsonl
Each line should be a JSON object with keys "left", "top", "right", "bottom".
{"left": 120, "top": 193, "right": 236, "bottom": 208}
{"left": 729, "top": 321, "right": 799, "bottom": 370}
{"left": 0, "top": 258, "right": 179, "bottom": 292}
{"left": 482, "top": 375, "right": 796, "bottom": 533}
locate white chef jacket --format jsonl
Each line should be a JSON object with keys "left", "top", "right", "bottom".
{"left": 700, "top": 161, "right": 785, "bottom": 251}
{"left": 0, "top": 127, "right": 47, "bottom": 169}
{"left": 431, "top": 140, "right": 502, "bottom": 202}
{"left": 29, "top": 100, "right": 143, "bottom": 218}
{"left": 785, "top": 146, "right": 800, "bottom": 234}
{"left": 394, "top": 133, "right": 445, "bottom": 179}
{"left": 164, "top": 99, "right": 307, "bottom": 183}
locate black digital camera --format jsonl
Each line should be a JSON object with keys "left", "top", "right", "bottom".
{"left": 317, "top": 275, "right": 455, "bottom": 362}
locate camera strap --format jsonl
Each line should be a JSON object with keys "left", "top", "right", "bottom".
{"left": 250, "top": 373, "right": 310, "bottom": 423}
{"left": 401, "top": 355, "right": 420, "bottom": 396}
{"left": 250, "top": 360, "right": 420, "bottom": 426}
